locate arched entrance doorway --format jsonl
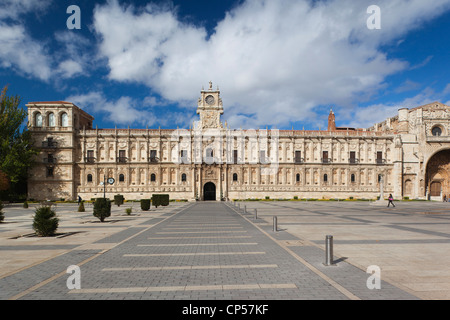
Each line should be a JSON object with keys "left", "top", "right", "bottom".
{"left": 203, "top": 182, "right": 216, "bottom": 201}
{"left": 426, "top": 149, "right": 450, "bottom": 199}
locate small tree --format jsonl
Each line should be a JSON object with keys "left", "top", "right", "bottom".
{"left": 33, "top": 205, "right": 59, "bottom": 236}
{"left": 114, "top": 194, "right": 124, "bottom": 207}
{"left": 93, "top": 198, "right": 111, "bottom": 222}
{"left": 78, "top": 201, "right": 85, "bottom": 212}
{"left": 140, "top": 199, "right": 151, "bottom": 211}
{"left": 125, "top": 207, "right": 132, "bottom": 215}
{"left": 23, "top": 200, "right": 28, "bottom": 208}
{"left": 0, "top": 200, "right": 4, "bottom": 223}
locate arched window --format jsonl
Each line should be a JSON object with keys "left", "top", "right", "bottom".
{"left": 150, "top": 173, "right": 156, "bottom": 182}
{"left": 323, "top": 174, "right": 328, "bottom": 182}
{"left": 119, "top": 174, "right": 125, "bottom": 182}
{"left": 87, "top": 174, "right": 93, "bottom": 182}
{"left": 181, "top": 173, "right": 187, "bottom": 182}
{"left": 351, "top": 174, "right": 355, "bottom": 183}
{"left": 432, "top": 126, "right": 442, "bottom": 136}
{"left": 48, "top": 113, "right": 55, "bottom": 127}
{"left": 296, "top": 173, "right": 300, "bottom": 182}
{"left": 233, "top": 173, "right": 238, "bottom": 182}
{"left": 61, "top": 112, "right": 69, "bottom": 127}
{"left": 35, "top": 112, "right": 42, "bottom": 127}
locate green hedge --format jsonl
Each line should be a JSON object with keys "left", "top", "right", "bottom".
{"left": 152, "top": 194, "right": 169, "bottom": 208}
{"left": 114, "top": 194, "right": 124, "bottom": 206}
{"left": 140, "top": 199, "right": 151, "bottom": 211}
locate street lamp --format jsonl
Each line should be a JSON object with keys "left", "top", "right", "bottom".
{"left": 100, "top": 176, "right": 115, "bottom": 199}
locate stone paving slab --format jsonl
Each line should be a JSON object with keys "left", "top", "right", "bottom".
{"left": 0, "top": 201, "right": 426, "bottom": 301}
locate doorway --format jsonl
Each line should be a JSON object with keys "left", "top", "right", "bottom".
{"left": 203, "top": 182, "right": 216, "bottom": 201}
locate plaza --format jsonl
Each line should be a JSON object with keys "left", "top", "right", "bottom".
{"left": 1, "top": 200, "right": 449, "bottom": 300}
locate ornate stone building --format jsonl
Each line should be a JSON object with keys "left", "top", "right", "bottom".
{"left": 26, "top": 84, "right": 450, "bottom": 201}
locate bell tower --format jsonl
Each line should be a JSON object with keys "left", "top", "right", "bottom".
{"left": 196, "top": 81, "right": 224, "bottom": 129}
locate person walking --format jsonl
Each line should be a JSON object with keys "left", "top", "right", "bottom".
{"left": 387, "top": 194, "right": 395, "bottom": 207}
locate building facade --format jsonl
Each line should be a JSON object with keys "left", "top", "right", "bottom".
{"left": 26, "top": 84, "right": 450, "bottom": 201}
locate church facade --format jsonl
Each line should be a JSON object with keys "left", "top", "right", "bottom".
{"left": 26, "top": 83, "right": 450, "bottom": 202}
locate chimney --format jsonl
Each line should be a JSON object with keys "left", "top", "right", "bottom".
{"left": 327, "top": 108, "right": 336, "bottom": 131}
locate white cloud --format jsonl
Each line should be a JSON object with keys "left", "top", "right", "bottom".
{"left": 0, "top": 0, "right": 53, "bottom": 81}
{"left": 92, "top": 0, "right": 450, "bottom": 129}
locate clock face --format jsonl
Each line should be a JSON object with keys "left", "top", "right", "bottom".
{"left": 205, "top": 95, "right": 215, "bottom": 105}
{"left": 107, "top": 178, "right": 115, "bottom": 185}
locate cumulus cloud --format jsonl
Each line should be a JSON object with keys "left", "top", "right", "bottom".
{"left": 92, "top": 0, "right": 450, "bottom": 129}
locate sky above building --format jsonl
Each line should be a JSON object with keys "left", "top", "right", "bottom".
{"left": 1, "top": 0, "right": 450, "bottom": 131}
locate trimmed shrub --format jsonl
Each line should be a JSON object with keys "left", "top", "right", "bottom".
{"left": 93, "top": 198, "right": 111, "bottom": 222}
{"left": 141, "top": 199, "right": 151, "bottom": 211}
{"left": 78, "top": 201, "right": 85, "bottom": 212}
{"left": 33, "top": 205, "right": 59, "bottom": 236}
{"left": 152, "top": 194, "right": 169, "bottom": 208}
{"left": 125, "top": 207, "right": 132, "bottom": 215}
{"left": 23, "top": 201, "right": 29, "bottom": 208}
{"left": 0, "top": 200, "right": 4, "bottom": 223}
{"left": 114, "top": 194, "right": 124, "bottom": 207}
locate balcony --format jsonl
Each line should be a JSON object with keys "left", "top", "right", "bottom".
{"left": 321, "top": 158, "right": 331, "bottom": 164}
{"left": 349, "top": 158, "right": 359, "bottom": 164}
{"left": 117, "top": 157, "right": 128, "bottom": 163}
{"left": 294, "top": 157, "right": 304, "bottom": 164}
{"left": 43, "top": 158, "right": 57, "bottom": 164}
{"left": 148, "top": 157, "right": 159, "bottom": 163}
{"left": 376, "top": 159, "right": 386, "bottom": 165}
{"left": 84, "top": 157, "right": 96, "bottom": 164}
{"left": 42, "top": 141, "right": 58, "bottom": 148}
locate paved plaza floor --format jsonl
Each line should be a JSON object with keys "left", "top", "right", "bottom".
{"left": 0, "top": 199, "right": 449, "bottom": 300}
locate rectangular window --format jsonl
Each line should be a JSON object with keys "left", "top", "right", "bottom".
{"left": 295, "top": 151, "right": 302, "bottom": 163}
{"left": 46, "top": 167, "right": 54, "bottom": 177}
{"left": 376, "top": 151, "right": 383, "bottom": 164}
{"left": 118, "top": 150, "right": 127, "bottom": 163}
{"left": 150, "top": 150, "right": 157, "bottom": 162}
{"left": 180, "top": 149, "right": 188, "bottom": 163}
{"left": 259, "top": 150, "right": 266, "bottom": 164}
{"left": 322, "top": 151, "right": 329, "bottom": 163}
{"left": 86, "top": 150, "right": 95, "bottom": 163}
{"left": 349, "top": 151, "right": 356, "bottom": 164}
{"left": 233, "top": 150, "right": 238, "bottom": 164}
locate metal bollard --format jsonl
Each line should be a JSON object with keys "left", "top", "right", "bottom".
{"left": 254, "top": 208, "right": 258, "bottom": 219}
{"left": 273, "top": 216, "right": 278, "bottom": 232}
{"left": 244, "top": 205, "right": 247, "bottom": 213}
{"left": 238, "top": 203, "right": 240, "bottom": 210}
{"left": 324, "top": 235, "right": 334, "bottom": 266}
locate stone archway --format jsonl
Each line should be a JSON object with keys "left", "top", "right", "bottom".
{"left": 426, "top": 149, "right": 450, "bottom": 199}
{"left": 203, "top": 182, "right": 216, "bottom": 201}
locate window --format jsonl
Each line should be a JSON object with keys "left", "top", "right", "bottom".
{"left": 233, "top": 150, "right": 238, "bottom": 164}
{"left": 118, "top": 150, "right": 127, "bottom": 163}
{"left": 233, "top": 173, "right": 238, "bottom": 182}
{"left": 351, "top": 174, "right": 355, "bottom": 183}
{"left": 432, "top": 126, "right": 442, "bottom": 136}
{"left": 322, "top": 151, "right": 329, "bottom": 163}
{"left": 119, "top": 174, "right": 125, "bottom": 182}
{"left": 180, "top": 150, "right": 188, "bottom": 163}
{"left": 87, "top": 174, "right": 93, "bottom": 182}
{"left": 61, "top": 113, "right": 69, "bottom": 127}
{"left": 349, "top": 151, "right": 356, "bottom": 164}
{"left": 48, "top": 113, "right": 55, "bottom": 127}
{"left": 259, "top": 150, "right": 266, "bottom": 164}
{"left": 46, "top": 167, "right": 54, "bottom": 177}
{"left": 35, "top": 112, "right": 42, "bottom": 127}
{"left": 150, "top": 150, "right": 157, "bottom": 162}
{"left": 296, "top": 173, "right": 300, "bottom": 182}
{"left": 150, "top": 173, "right": 156, "bottom": 182}
{"left": 295, "top": 151, "right": 302, "bottom": 163}
{"left": 376, "top": 151, "right": 383, "bottom": 164}
{"left": 323, "top": 174, "right": 328, "bottom": 183}
{"left": 86, "top": 150, "right": 95, "bottom": 163}
{"left": 181, "top": 173, "right": 187, "bottom": 182}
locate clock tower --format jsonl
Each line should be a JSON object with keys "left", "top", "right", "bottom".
{"left": 196, "top": 81, "right": 224, "bottom": 129}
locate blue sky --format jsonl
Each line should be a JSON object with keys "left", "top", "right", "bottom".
{"left": 1, "top": 0, "right": 450, "bottom": 131}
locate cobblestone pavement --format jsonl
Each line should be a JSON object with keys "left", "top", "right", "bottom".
{"left": 0, "top": 201, "right": 420, "bottom": 300}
